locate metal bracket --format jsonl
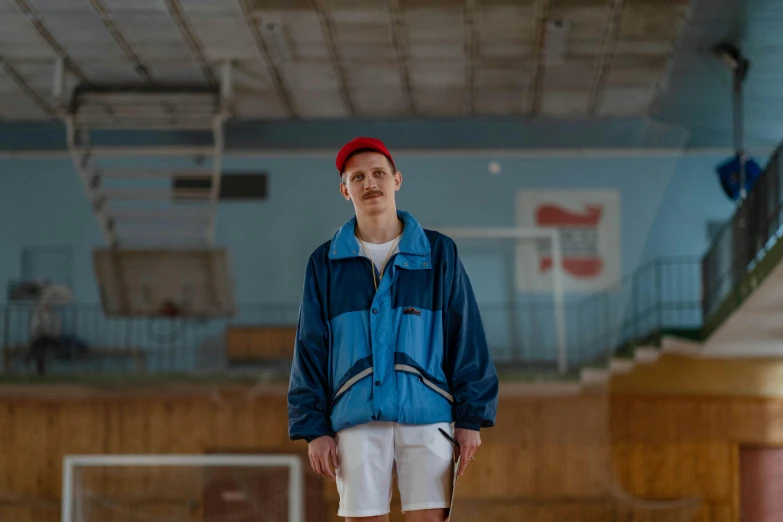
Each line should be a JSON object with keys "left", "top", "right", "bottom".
{"left": 57, "top": 61, "right": 233, "bottom": 248}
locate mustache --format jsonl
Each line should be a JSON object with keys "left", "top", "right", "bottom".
{"left": 363, "top": 190, "right": 384, "bottom": 199}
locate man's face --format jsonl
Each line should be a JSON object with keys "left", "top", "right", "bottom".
{"left": 340, "top": 151, "right": 401, "bottom": 215}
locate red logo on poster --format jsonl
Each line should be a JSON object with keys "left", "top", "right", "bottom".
{"left": 536, "top": 204, "right": 604, "bottom": 278}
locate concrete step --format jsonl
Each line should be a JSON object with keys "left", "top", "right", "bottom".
{"left": 580, "top": 367, "right": 610, "bottom": 386}
{"left": 609, "top": 358, "right": 636, "bottom": 374}
{"left": 634, "top": 347, "right": 661, "bottom": 364}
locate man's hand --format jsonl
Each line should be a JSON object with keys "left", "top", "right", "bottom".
{"left": 454, "top": 428, "right": 481, "bottom": 477}
{"left": 308, "top": 435, "right": 339, "bottom": 480}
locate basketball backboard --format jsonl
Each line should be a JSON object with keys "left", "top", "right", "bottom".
{"left": 92, "top": 248, "right": 235, "bottom": 318}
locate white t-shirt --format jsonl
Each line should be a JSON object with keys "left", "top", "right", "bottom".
{"left": 357, "top": 236, "right": 399, "bottom": 274}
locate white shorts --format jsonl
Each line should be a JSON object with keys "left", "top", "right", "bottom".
{"left": 335, "top": 421, "right": 455, "bottom": 518}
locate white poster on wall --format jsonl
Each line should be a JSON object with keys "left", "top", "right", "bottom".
{"left": 516, "top": 189, "right": 621, "bottom": 293}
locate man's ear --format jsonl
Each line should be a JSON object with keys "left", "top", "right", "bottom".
{"left": 339, "top": 181, "right": 351, "bottom": 201}
{"left": 394, "top": 171, "right": 402, "bottom": 191}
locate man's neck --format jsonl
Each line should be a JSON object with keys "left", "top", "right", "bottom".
{"left": 355, "top": 210, "right": 402, "bottom": 244}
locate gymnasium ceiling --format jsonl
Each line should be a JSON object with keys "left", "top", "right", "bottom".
{"left": 0, "top": 0, "right": 691, "bottom": 119}
{"left": 0, "top": 0, "right": 776, "bottom": 149}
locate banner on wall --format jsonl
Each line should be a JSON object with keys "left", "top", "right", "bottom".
{"left": 516, "top": 190, "right": 621, "bottom": 293}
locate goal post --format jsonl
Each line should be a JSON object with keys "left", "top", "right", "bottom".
{"left": 432, "top": 227, "right": 568, "bottom": 373}
{"left": 61, "top": 454, "right": 304, "bottom": 522}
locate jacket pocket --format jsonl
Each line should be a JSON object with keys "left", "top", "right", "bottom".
{"left": 394, "top": 362, "right": 454, "bottom": 404}
{"left": 332, "top": 366, "right": 373, "bottom": 405}
{"left": 331, "top": 355, "right": 374, "bottom": 407}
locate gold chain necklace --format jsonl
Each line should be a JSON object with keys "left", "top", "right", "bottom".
{"left": 356, "top": 220, "right": 403, "bottom": 292}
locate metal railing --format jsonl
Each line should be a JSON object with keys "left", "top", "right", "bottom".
{"left": 0, "top": 304, "right": 300, "bottom": 376}
{"left": 702, "top": 146, "right": 783, "bottom": 323}
{"left": 481, "top": 256, "right": 701, "bottom": 370}
{"left": 0, "top": 257, "right": 701, "bottom": 378}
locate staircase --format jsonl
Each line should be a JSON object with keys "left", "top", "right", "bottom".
{"left": 699, "top": 144, "right": 783, "bottom": 356}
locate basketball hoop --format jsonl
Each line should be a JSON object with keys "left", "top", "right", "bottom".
{"left": 92, "top": 248, "right": 235, "bottom": 318}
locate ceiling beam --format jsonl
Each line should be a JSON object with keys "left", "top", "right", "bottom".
{"left": 464, "top": 0, "right": 479, "bottom": 115}
{"left": 162, "top": 0, "right": 218, "bottom": 87}
{"left": 86, "top": 0, "right": 154, "bottom": 83}
{"left": 0, "top": 53, "right": 56, "bottom": 118}
{"left": 13, "top": 0, "right": 90, "bottom": 86}
{"left": 310, "top": 0, "right": 355, "bottom": 117}
{"left": 386, "top": 0, "right": 415, "bottom": 116}
{"left": 236, "top": 0, "right": 296, "bottom": 118}
{"left": 587, "top": 0, "right": 626, "bottom": 115}
{"left": 648, "top": 0, "right": 695, "bottom": 117}
{"left": 527, "top": 0, "right": 551, "bottom": 115}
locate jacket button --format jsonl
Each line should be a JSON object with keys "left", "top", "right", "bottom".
{"left": 375, "top": 381, "right": 381, "bottom": 386}
{"left": 372, "top": 308, "right": 378, "bottom": 314}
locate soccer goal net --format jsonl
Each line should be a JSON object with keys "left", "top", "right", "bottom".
{"left": 61, "top": 455, "right": 304, "bottom": 522}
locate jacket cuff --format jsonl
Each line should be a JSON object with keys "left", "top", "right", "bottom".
{"left": 290, "top": 416, "right": 335, "bottom": 443}
{"left": 303, "top": 432, "right": 335, "bottom": 443}
{"left": 455, "top": 420, "right": 482, "bottom": 431}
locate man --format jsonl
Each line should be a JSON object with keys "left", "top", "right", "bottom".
{"left": 26, "top": 282, "right": 67, "bottom": 375}
{"left": 288, "top": 137, "right": 498, "bottom": 521}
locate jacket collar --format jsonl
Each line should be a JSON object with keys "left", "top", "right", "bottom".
{"left": 328, "top": 210, "right": 430, "bottom": 261}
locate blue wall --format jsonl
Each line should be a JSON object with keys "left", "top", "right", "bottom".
{"left": 0, "top": 152, "right": 736, "bottom": 305}
{"left": 0, "top": 150, "right": 741, "bottom": 367}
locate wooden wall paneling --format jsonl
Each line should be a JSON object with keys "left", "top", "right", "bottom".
{"left": 731, "top": 443, "right": 740, "bottom": 522}
{"left": 145, "top": 399, "right": 169, "bottom": 453}
{"left": 609, "top": 396, "right": 632, "bottom": 496}
{"left": 5, "top": 390, "right": 783, "bottom": 522}
{"left": 39, "top": 404, "right": 61, "bottom": 500}
{"left": 187, "top": 397, "right": 213, "bottom": 452}
{"left": 171, "top": 398, "right": 208, "bottom": 453}
{"left": 118, "top": 399, "right": 148, "bottom": 507}
{"left": 210, "top": 394, "right": 239, "bottom": 449}
{"left": 609, "top": 396, "right": 743, "bottom": 522}
{"left": 251, "top": 393, "right": 291, "bottom": 449}
{"left": 231, "top": 397, "right": 264, "bottom": 449}
{"left": 12, "top": 403, "right": 38, "bottom": 496}
{"left": 538, "top": 397, "right": 565, "bottom": 499}
{"left": 0, "top": 401, "right": 13, "bottom": 494}
{"left": 731, "top": 398, "right": 783, "bottom": 444}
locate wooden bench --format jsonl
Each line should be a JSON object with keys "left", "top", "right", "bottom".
{"left": 225, "top": 326, "right": 296, "bottom": 365}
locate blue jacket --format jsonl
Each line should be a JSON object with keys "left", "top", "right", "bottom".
{"left": 288, "top": 210, "right": 498, "bottom": 442}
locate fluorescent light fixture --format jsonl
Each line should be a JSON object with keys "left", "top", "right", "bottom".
{"left": 544, "top": 19, "right": 569, "bottom": 64}
{"left": 259, "top": 20, "right": 291, "bottom": 64}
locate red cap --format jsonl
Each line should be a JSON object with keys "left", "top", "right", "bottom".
{"left": 336, "top": 137, "right": 395, "bottom": 175}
